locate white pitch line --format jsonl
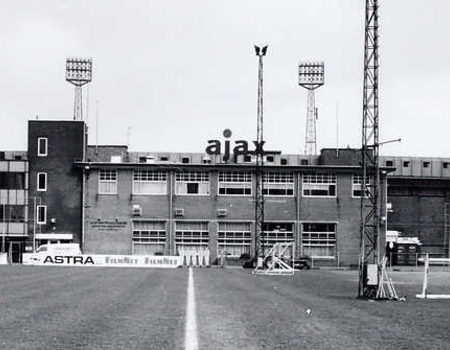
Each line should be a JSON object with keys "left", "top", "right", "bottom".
{"left": 185, "top": 268, "right": 198, "bottom": 350}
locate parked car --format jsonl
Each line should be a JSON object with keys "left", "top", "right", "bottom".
{"left": 283, "top": 257, "right": 311, "bottom": 270}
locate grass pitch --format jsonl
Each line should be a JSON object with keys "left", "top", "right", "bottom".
{"left": 0, "top": 266, "right": 449, "bottom": 349}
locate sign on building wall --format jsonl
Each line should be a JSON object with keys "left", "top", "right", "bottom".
{"left": 89, "top": 220, "right": 128, "bottom": 232}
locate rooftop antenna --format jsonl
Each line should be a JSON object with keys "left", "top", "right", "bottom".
{"left": 298, "top": 61, "right": 325, "bottom": 155}
{"left": 127, "top": 126, "right": 131, "bottom": 149}
{"left": 95, "top": 100, "right": 99, "bottom": 155}
{"left": 336, "top": 102, "right": 340, "bottom": 157}
{"left": 65, "top": 57, "right": 93, "bottom": 121}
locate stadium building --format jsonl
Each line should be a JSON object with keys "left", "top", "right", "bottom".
{"left": 1, "top": 119, "right": 450, "bottom": 265}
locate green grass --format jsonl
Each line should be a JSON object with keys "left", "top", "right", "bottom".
{"left": 0, "top": 266, "right": 449, "bottom": 349}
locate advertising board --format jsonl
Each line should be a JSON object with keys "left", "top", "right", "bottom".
{"left": 22, "top": 253, "right": 182, "bottom": 268}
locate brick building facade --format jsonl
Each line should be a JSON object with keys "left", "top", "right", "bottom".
{"left": 3, "top": 119, "right": 450, "bottom": 265}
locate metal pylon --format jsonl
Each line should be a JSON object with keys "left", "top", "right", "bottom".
{"left": 73, "top": 85, "right": 83, "bottom": 121}
{"left": 254, "top": 45, "right": 267, "bottom": 261}
{"left": 359, "top": 0, "right": 381, "bottom": 299}
{"left": 305, "top": 90, "right": 317, "bottom": 155}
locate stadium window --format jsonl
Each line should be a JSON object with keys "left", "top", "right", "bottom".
{"left": 0, "top": 205, "right": 25, "bottom": 222}
{"left": 280, "top": 158, "right": 288, "bottom": 165}
{"left": 37, "top": 172, "right": 47, "bottom": 192}
{"left": 37, "top": 205, "right": 47, "bottom": 224}
{"left": 266, "top": 155, "right": 275, "bottom": 163}
{"left": 444, "top": 162, "right": 450, "bottom": 169}
{"left": 385, "top": 160, "right": 394, "bottom": 167}
{"left": 132, "top": 221, "right": 166, "bottom": 255}
{"left": 175, "top": 221, "right": 209, "bottom": 253}
{"left": 0, "top": 172, "right": 25, "bottom": 189}
{"left": 261, "top": 223, "right": 294, "bottom": 252}
{"left": 301, "top": 222, "right": 336, "bottom": 259}
{"left": 98, "top": 169, "right": 118, "bottom": 194}
{"left": 159, "top": 156, "right": 169, "bottom": 161}
{"left": 175, "top": 171, "right": 209, "bottom": 195}
{"left": 263, "top": 172, "right": 294, "bottom": 196}
{"left": 217, "top": 222, "right": 251, "bottom": 257}
{"left": 302, "top": 173, "right": 337, "bottom": 197}
{"left": 133, "top": 170, "right": 167, "bottom": 195}
{"left": 423, "top": 162, "right": 430, "bottom": 168}
{"left": 218, "top": 171, "right": 252, "bottom": 196}
{"left": 352, "top": 174, "right": 370, "bottom": 197}
{"left": 37, "top": 137, "right": 48, "bottom": 157}
{"left": 181, "top": 157, "right": 190, "bottom": 164}
{"left": 403, "top": 161, "right": 410, "bottom": 168}
{"left": 301, "top": 159, "right": 309, "bottom": 165}
{"left": 244, "top": 155, "right": 252, "bottom": 163}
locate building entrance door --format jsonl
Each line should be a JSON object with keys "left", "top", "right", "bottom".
{"left": 9, "top": 242, "right": 22, "bottom": 264}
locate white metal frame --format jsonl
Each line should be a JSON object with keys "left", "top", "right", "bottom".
{"left": 416, "top": 254, "right": 450, "bottom": 299}
{"left": 252, "top": 242, "right": 295, "bottom": 275}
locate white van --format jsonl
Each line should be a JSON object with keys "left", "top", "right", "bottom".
{"left": 34, "top": 243, "right": 81, "bottom": 255}
{"left": 22, "top": 243, "right": 81, "bottom": 265}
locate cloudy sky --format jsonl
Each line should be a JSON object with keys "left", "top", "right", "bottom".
{"left": 1, "top": 1, "right": 449, "bottom": 157}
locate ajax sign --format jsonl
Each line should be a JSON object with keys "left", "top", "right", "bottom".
{"left": 205, "top": 129, "right": 267, "bottom": 162}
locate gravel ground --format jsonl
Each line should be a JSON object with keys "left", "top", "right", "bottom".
{"left": 1, "top": 266, "right": 449, "bottom": 350}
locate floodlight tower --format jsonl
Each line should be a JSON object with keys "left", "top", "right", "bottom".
{"left": 298, "top": 62, "right": 324, "bottom": 155}
{"left": 66, "top": 57, "right": 93, "bottom": 121}
{"left": 359, "top": 0, "right": 381, "bottom": 299}
{"left": 254, "top": 45, "right": 267, "bottom": 262}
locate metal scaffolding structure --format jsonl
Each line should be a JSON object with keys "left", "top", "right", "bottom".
{"left": 254, "top": 45, "right": 267, "bottom": 261}
{"left": 359, "top": 0, "right": 381, "bottom": 299}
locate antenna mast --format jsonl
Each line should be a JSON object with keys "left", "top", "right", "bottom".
{"left": 254, "top": 45, "right": 267, "bottom": 262}
{"left": 298, "top": 61, "right": 324, "bottom": 155}
{"left": 359, "top": 0, "right": 381, "bottom": 299}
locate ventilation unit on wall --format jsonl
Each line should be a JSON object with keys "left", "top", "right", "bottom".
{"left": 132, "top": 204, "right": 142, "bottom": 216}
{"left": 174, "top": 208, "right": 185, "bottom": 217}
{"left": 217, "top": 209, "right": 227, "bottom": 217}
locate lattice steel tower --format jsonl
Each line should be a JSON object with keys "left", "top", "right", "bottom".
{"left": 254, "top": 45, "right": 267, "bottom": 261}
{"left": 359, "top": 0, "right": 381, "bottom": 299}
{"left": 298, "top": 62, "right": 324, "bottom": 155}
{"left": 66, "top": 57, "right": 93, "bottom": 121}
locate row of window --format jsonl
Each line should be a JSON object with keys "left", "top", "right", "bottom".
{"left": 386, "top": 159, "right": 450, "bottom": 169}
{"left": 99, "top": 170, "right": 369, "bottom": 198}
{"left": 132, "top": 221, "right": 337, "bottom": 258}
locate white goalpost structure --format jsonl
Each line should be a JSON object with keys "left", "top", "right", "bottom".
{"left": 416, "top": 253, "right": 450, "bottom": 299}
{"left": 252, "top": 242, "right": 295, "bottom": 275}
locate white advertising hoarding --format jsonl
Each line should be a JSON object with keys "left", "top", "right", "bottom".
{"left": 23, "top": 254, "right": 182, "bottom": 268}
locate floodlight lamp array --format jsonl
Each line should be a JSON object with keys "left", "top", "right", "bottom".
{"left": 298, "top": 61, "right": 325, "bottom": 88}
{"left": 254, "top": 45, "right": 268, "bottom": 57}
{"left": 66, "top": 57, "right": 93, "bottom": 85}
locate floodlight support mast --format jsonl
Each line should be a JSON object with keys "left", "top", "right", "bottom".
{"left": 65, "top": 58, "right": 93, "bottom": 121}
{"left": 298, "top": 62, "right": 324, "bottom": 156}
{"left": 359, "top": 0, "right": 381, "bottom": 299}
{"left": 254, "top": 45, "right": 267, "bottom": 262}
